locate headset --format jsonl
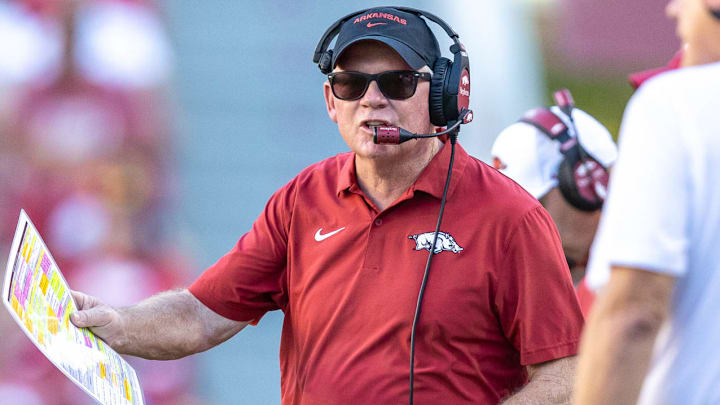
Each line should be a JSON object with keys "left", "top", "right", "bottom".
{"left": 313, "top": 6, "right": 470, "bottom": 127}
{"left": 519, "top": 89, "right": 609, "bottom": 211}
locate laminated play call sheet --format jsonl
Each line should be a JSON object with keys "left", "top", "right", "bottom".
{"left": 3, "top": 210, "right": 144, "bottom": 405}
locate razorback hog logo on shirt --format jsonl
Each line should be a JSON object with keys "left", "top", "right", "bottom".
{"left": 409, "top": 232, "right": 464, "bottom": 254}
{"left": 353, "top": 12, "right": 407, "bottom": 25}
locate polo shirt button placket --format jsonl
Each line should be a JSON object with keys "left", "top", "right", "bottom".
{"left": 363, "top": 216, "right": 383, "bottom": 273}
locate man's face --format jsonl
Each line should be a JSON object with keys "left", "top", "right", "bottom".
{"left": 538, "top": 187, "right": 601, "bottom": 274}
{"left": 323, "top": 40, "right": 436, "bottom": 162}
{"left": 666, "top": 0, "right": 718, "bottom": 52}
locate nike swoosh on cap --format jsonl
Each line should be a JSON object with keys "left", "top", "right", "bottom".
{"left": 366, "top": 22, "right": 387, "bottom": 28}
{"left": 314, "top": 227, "right": 345, "bottom": 242}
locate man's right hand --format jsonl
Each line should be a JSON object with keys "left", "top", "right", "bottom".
{"left": 70, "top": 290, "right": 126, "bottom": 349}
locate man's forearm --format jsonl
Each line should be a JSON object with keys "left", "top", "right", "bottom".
{"left": 573, "top": 267, "right": 674, "bottom": 405}
{"left": 502, "top": 357, "right": 575, "bottom": 405}
{"left": 112, "top": 290, "right": 245, "bottom": 360}
{"left": 572, "top": 302, "right": 659, "bottom": 404}
{"left": 502, "top": 378, "right": 571, "bottom": 405}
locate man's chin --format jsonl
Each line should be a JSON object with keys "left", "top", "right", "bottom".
{"left": 353, "top": 142, "right": 396, "bottom": 159}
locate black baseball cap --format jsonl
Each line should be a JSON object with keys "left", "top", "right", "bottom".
{"left": 331, "top": 7, "right": 441, "bottom": 71}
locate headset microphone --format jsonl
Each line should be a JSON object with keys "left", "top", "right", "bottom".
{"left": 373, "top": 109, "right": 473, "bottom": 144}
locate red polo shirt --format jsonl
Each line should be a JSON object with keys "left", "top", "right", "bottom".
{"left": 189, "top": 141, "right": 584, "bottom": 404}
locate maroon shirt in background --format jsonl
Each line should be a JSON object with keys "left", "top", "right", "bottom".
{"left": 189, "top": 141, "right": 584, "bottom": 404}
{"left": 628, "top": 50, "right": 683, "bottom": 90}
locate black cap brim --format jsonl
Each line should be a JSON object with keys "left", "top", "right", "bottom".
{"left": 331, "top": 36, "right": 427, "bottom": 71}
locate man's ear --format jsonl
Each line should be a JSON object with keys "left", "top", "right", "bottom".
{"left": 323, "top": 81, "right": 338, "bottom": 123}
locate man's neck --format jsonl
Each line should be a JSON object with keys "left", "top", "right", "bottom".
{"left": 556, "top": 209, "right": 599, "bottom": 271}
{"left": 541, "top": 188, "right": 600, "bottom": 271}
{"left": 682, "top": 40, "right": 720, "bottom": 67}
{"left": 355, "top": 138, "right": 443, "bottom": 211}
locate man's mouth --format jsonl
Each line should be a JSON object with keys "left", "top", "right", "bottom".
{"left": 363, "top": 120, "right": 391, "bottom": 130}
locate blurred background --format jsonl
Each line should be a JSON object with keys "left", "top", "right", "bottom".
{"left": 0, "top": 0, "right": 678, "bottom": 403}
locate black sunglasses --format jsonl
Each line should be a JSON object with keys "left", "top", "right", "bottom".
{"left": 328, "top": 70, "right": 432, "bottom": 101}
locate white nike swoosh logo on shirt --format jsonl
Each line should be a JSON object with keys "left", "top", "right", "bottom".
{"left": 314, "top": 227, "right": 345, "bottom": 242}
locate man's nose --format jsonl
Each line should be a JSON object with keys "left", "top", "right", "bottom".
{"left": 361, "top": 80, "right": 388, "bottom": 107}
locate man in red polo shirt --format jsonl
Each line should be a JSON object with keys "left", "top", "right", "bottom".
{"left": 71, "top": 7, "right": 583, "bottom": 404}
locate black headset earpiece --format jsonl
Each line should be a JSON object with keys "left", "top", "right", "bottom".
{"left": 429, "top": 42, "right": 470, "bottom": 126}
{"left": 556, "top": 143, "right": 607, "bottom": 211}
{"left": 429, "top": 57, "right": 451, "bottom": 126}
{"left": 313, "top": 6, "right": 470, "bottom": 126}
{"left": 518, "top": 89, "right": 609, "bottom": 211}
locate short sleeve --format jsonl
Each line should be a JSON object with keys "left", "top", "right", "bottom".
{"left": 188, "top": 179, "right": 296, "bottom": 323}
{"left": 495, "top": 206, "right": 584, "bottom": 365}
{"left": 587, "top": 81, "right": 690, "bottom": 289}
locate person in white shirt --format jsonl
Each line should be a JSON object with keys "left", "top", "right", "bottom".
{"left": 574, "top": 0, "right": 720, "bottom": 403}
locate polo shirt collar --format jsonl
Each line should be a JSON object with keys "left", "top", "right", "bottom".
{"left": 335, "top": 140, "right": 470, "bottom": 200}
{"left": 336, "top": 152, "right": 358, "bottom": 197}
{"left": 411, "top": 139, "right": 469, "bottom": 200}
